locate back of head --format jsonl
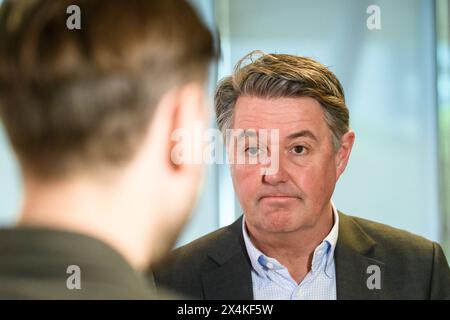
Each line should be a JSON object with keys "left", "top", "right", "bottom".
{"left": 0, "top": 0, "right": 215, "bottom": 178}
{"left": 0, "top": 0, "right": 216, "bottom": 296}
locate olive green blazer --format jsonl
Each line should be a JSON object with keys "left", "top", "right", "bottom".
{"left": 0, "top": 228, "right": 166, "bottom": 299}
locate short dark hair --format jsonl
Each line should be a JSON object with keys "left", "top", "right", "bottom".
{"left": 0, "top": 0, "right": 215, "bottom": 177}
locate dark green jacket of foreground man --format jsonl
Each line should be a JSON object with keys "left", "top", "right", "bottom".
{"left": 154, "top": 212, "right": 450, "bottom": 300}
{"left": 0, "top": 228, "right": 161, "bottom": 299}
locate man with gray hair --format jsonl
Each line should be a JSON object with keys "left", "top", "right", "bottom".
{"left": 154, "top": 51, "right": 450, "bottom": 300}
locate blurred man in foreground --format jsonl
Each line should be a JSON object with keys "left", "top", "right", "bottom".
{"left": 0, "top": 0, "right": 214, "bottom": 299}
{"left": 154, "top": 51, "right": 450, "bottom": 300}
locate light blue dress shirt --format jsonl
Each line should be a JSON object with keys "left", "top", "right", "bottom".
{"left": 242, "top": 203, "right": 339, "bottom": 300}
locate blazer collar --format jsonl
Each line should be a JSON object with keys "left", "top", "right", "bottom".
{"left": 335, "top": 212, "right": 386, "bottom": 299}
{"left": 202, "top": 216, "right": 254, "bottom": 300}
{"left": 202, "top": 212, "right": 386, "bottom": 300}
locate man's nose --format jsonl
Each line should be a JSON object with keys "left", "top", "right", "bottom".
{"left": 262, "top": 158, "right": 289, "bottom": 185}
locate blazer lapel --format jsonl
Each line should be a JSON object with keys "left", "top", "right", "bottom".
{"left": 335, "top": 212, "right": 385, "bottom": 299}
{"left": 201, "top": 216, "right": 253, "bottom": 300}
{"left": 200, "top": 213, "right": 387, "bottom": 300}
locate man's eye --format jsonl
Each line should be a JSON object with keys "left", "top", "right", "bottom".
{"left": 290, "top": 145, "right": 306, "bottom": 155}
{"left": 245, "top": 147, "right": 261, "bottom": 156}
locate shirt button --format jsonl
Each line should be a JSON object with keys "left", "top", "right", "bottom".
{"left": 266, "top": 262, "right": 274, "bottom": 269}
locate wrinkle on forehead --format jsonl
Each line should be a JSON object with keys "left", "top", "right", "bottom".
{"left": 236, "top": 118, "right": 314, "bottom": 130}
{"left": 233, "top": 96, "right": 327, "bottom": 135}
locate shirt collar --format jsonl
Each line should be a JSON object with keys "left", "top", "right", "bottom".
{"left": 242, "top": 201, "right": 339, "bottom": 279}
{"left": 323, "top": 202, "right": 339, "bottom": 276}
{"left": 242, "top": 218, "right": 270, "bottom": 278}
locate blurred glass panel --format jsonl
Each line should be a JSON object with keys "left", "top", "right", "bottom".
{"left": 436, "top": 0, "right": 450, "bottom": 256}
{"left": 0, "top": 124, "right": 20, "bottom": 226}
{"left": 176, "top": 0, "right": 221, "bottom": 246}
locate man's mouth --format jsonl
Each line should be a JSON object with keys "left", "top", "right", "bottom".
{"left": 259, "top": 194, "right": 299, "bottom": 200}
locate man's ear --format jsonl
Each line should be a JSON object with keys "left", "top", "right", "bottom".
{"left": 167, "top": 82, "right": 207, "bottom": 172}
{"left": 335, "top": 129, "right": 355, "bottom": 180}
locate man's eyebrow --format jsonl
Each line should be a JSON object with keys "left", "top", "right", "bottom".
{"left": 286, "top": 130, "right": 318, "bottom": 141}
{"left": 235, "top": 129, "right": 258, "bottom": 140}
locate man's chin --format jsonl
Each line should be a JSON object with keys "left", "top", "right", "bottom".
{"left": 255, "top": 211, "right": 303, "bottom": 233}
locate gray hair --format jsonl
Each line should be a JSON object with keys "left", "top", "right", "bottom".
{"left": 215, "top": 51, "right": 350, "bottom": 151}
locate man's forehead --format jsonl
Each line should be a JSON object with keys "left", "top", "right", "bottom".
{"left": 233, "top": 96, "right": 326, "bottom": 130}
